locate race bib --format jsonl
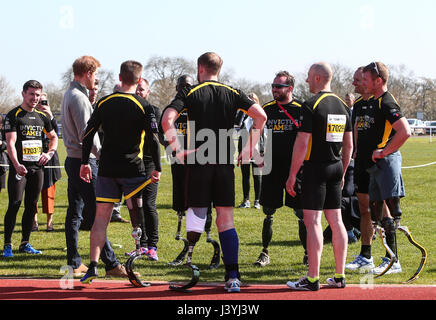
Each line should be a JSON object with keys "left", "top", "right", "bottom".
{"left": 22, "top": 140, "right": 42, "bottom": 162}
{"left": 326, "top": 114, "right": 346, "bottom": 142}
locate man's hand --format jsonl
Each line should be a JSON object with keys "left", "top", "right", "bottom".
{"left": 15, "top": 164, "right": 28, "bottom": 177}
{"left": 150, "top": 170, "right": 161, "bottom": 183}
{"left": 80, "top": 164, "right": 92, "bottom": 183}
{"left": 372, "top": 149, "right": 385, "bottom": 162}
{"left": 38, "top": 150, "right": 55, "bottom": 166}
{"left": 286, "top": 174, "right": 297, "bottom": 197}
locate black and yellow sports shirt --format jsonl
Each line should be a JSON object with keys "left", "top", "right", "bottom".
{"left": 167, "top": 80, "right": 255, "bottom": 165}
{"left": 82, "top": 93, "right": 161, "bottom": 178}
{"left": 353, "top": 91, "right": 403, "bottom": 168}
{"left": 301, "top": 92, "right": 352, "bottom": 163}
{"left": 263, "top": 99, "right": 302, "bottom": 164}
{"left": 4, "top": 106, "right": 53, "bottom": 170}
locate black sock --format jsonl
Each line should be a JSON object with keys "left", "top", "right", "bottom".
{"left": 89, "top": 261, "right": 98, "bottom": 268}
{"left": 360, "top": 245, "right": 371, "bottom": 259}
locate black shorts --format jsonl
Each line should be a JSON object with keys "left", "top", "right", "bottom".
{"left": 185, "top": 164, "right": 235, "bottom": 207}
{"left": 171, "top": 163, "right": 187, "bottom": 211}
{"left": 260, "top": 161, "right": 302, "bottom": 209}
{"left": 302, "top": 161, "right": 343, "bottom": 210}
{"left": 354, "top": 159, "right": 370, "bottom": 194}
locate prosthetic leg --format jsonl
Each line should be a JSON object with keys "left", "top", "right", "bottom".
{"left": 168, "top": 211, "right": 189, "bottom": 266}
{"left": 385, "top": 198, "right": 427, "bottom": 283}
{"left": 169, "top": 207, "right": 206, "bottom": 293}
{"left": 124, "top": 192, "right": 152, "bottom": 287}
{"left": 205, "top": 206, "right": 220, "bottom": 269}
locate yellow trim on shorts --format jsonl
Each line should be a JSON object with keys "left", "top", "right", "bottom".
{"left": 96, "top": 197, "right": 121, "bottom": 203}
{"left": 124, "top": 178, "right": 152, "bottom": 200}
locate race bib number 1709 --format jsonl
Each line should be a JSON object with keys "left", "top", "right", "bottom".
{"left": 22, "top": 140, "right": 42, "bottom": 162}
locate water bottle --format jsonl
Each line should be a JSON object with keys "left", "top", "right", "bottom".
{"left": 15, "top": 173, "right": 24, "bottom": 181}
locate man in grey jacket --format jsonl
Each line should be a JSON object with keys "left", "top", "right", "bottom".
{"left": 61, "top": 55, "right": 126, "bottom": 278}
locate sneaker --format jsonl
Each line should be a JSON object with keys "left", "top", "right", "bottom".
{"left": 371, "top": 257, "right": 402, "bottom": 275}
{"left": 253, "top": 251, "right": 270, "bottom": 267}
{"left": 286, "top": 276, "right": 320, "bottom": 291}
{"left": 224, "top": 278, "right": 241, "bottom": 293}
{"left": 3, "top": 244, "right": 13, "bottom": 258}
{"left": 19, "top": 243, "right": 42, "bottom": 254}
{"left": 253, "top": 200, "right": 260, "bottom": 209}
{"left": 80, "top": 266, "right": 98, "bottom": 284}
{"left": 147, "top": 247, "right": 158, "bottom": 261}
{"left": 326, "top": 276, "right": 346, "bottom": 288}
{"left": 345, "top": 255, "right": 374, "bottom": 271}
{"left": 125, "top": 247, "right": 148, "bottom": 257}
{"left": 237, "top": 200, "right": 250, "bottom": 208}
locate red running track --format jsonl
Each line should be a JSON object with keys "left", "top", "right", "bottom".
{"left": 0, "top": 278, "right": 435, "bottom": 300}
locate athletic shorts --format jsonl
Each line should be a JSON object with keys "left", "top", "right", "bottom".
{"left": 354, "top": 159, "right": 370, "bottom": 194}
{"left": 185, "top": 164, "right": 234, "bottom": 207}
{"left": 95, "top": 176, "right": 152, "bottom": 203}
{"left": 367, "top": 151, "right": 405, "bottom": 202}
{"left": 171, "top": 164, "right": 187, "bottom": 211}
{"left": 302, "top": 161, "right": 343, "bottom": 210}
{"left": 260, "top": 161, "right": 302, "bottom": 210}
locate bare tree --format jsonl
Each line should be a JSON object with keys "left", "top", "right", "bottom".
{"left": 144, "top": 56, "right": 196, "bottom": 108}
{"left": 0, "top": 75, "right": 19, "bottom": 113}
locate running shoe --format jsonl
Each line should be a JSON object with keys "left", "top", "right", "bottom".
{"left": 253, "top": 251, "right": 270, "bottom": 267}
{"left": 286, "top": 276, "right": 320, "bottom": 291}
{"left": 345, "top": 255, "right": 374, "bottom": 271}
{"left": 253, "top": 200, "right": 261, "bottom": 209}
{"left": 80, "top": 266, "right": 98, "bottom": 284}
{"left": 3, "top": 244, "right": 13, "bottom": 258}
{"left": 224, "top": 278, "right": 241, "bottom": 293}
{"left": 19, "top": 243, "right": 42, "bottom": 254}
{"left": 147, "top": 247, "right": 159, "bottom": 261}
{"left": 237, "top": 200, "right": 250, "bottom": 209}
{"left": 371, "top": 257, "right": 402, "bottom": 275}
{"left": 326, "top": 276, "right": 346, "bottom": 288}
{"left": 124, "top": 247, "right": 148, "bottom": 257}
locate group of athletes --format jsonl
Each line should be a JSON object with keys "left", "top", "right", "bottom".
{"left": 1, "top": 52, "right": 411, "bottom": 293}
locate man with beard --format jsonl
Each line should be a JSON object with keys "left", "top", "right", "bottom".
{"left": 253, "top": 71, "right": 307, "bottom": 267}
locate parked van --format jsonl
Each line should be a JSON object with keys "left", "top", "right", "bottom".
{"left": 408, "top": 118, "right": 425, "bottom": 135}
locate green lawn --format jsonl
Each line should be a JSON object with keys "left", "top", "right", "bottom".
{"left": 0, "top": 137, "right": 434, "bottom": 285}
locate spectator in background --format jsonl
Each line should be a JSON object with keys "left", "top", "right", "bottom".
{"left": 235, "top": 92, "right": 263, "bottom": 210}
{"left": 33, "top": 92, "right": 62, "bottom": 232}
{"left": 89, "top": 78, "right": 99, "bottom": 107}
{"left": 0, "top": 116, "right": 8, "bottom": 192}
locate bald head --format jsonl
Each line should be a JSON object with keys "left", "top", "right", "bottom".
{"left": 311, "top": 62, "right": 333, "bottom": 82}
{"left": 306, "top": 62, "right": 333, "bottom": 93}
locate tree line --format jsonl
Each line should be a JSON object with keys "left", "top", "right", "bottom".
{"left": 1, "top": 57, "right": 435, "bottom": 120}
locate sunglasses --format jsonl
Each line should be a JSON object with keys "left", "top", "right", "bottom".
{"left": 370, "top": 62, "right": 381, "bottom": 77}
{"left": 271, "top": 83, "right": 290, "bottom": 89}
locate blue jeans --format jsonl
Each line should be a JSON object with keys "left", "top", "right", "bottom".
{"left": 64, "top": 157, "right": 119, "bottom": 270}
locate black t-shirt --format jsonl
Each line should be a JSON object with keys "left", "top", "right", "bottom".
{"left": 167, "top": 80, "right": 254, "bottom": 164}
{"left": 263, "top": 99, "right": 302, "bottom": 165}
{"left": 353, "top": 92, "right": 403, "bottom": 168}
{"left": 301, "top": 92, "right": 352, "bottom": 163}
{"left": 3, "top": 106, "right": 53, "bottom": 170}
{"left": 82, "top": 92, "right": 161, "bottom": 177}
{"left": 160, "top": 106, "right": 189, "bottom": 153}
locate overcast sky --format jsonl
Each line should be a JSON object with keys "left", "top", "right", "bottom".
{"left": 1, "top": 0, "right": 435, "bottom": 95}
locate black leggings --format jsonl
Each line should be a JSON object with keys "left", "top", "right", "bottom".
{"left": 240, "top": 163, "right": 261, "bottom": 201}
{"left": 4, "top": 167, "right": 43, "bottom": 244}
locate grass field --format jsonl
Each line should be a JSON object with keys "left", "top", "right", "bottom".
{"left": 0, "top": 137, "right": 434, "bottom": 285}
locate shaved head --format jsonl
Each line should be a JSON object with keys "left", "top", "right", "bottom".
{"left": 310, "top": 62, "right": 333, "bottom": 82}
